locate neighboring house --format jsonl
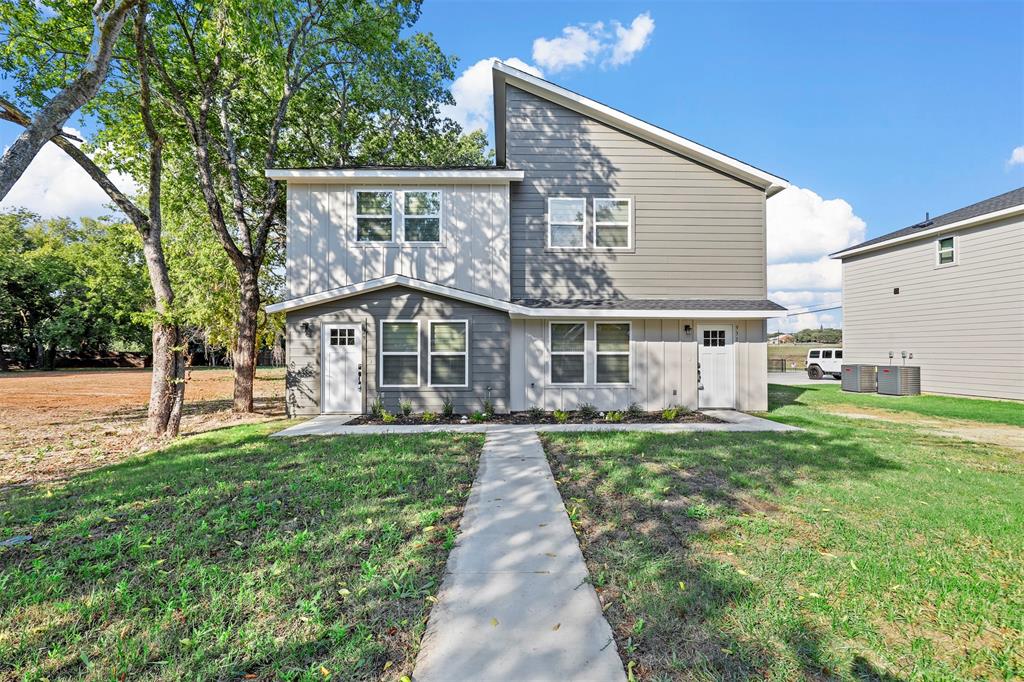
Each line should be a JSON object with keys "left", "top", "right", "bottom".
{"left": 831, "top": 187, "right": 1024, "bottom": 400}
{"left": 266, "top": 62, "right": 789, "bottom": 415}
{"left": 769, "top": 334, "right": 796, "bottom": 345}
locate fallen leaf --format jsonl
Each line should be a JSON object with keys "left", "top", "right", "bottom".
{"left": 490, "top": 617, "right": 499, "bottom": 627}
{"left": 383, "top": 661, "right": 393, "bottom": 671}
{"left": 808, "top": 592, "right": 823, "bottom": 599}
{"left": 339, "top": 589, "right": 350, "bottom": 596}
{"left": 552, "top": 623, "right": 561, "bottom": 631}
{"left": 320, "top": 665, "right": 331, "bottom": 678}
{"left": 850, "top": 560, "right": 858, "bottom": 571}
{"left": 678, "top": 581, "right": 686, "bottom": 591}
{"left": 425, "top": 595, "right": 437, "bottom": 603}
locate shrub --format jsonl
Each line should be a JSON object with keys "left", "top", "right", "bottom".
{"left": 626, "top": 402, "right": 644, "bottom": 418}
{"left": 661, "top": 406, "right": 680, "bottom": 421}
{"left": 370, "top": 396, "right": 385, "bottom": 419}
{"left": 469, "top": 410, "right": 488, "bottom": 423}
{"left": 483, "top": 398, "right": 494, "bottom": 416}
{"left": 421, "top": 411, "right": 437, "bottom": 423}
{"left": 577, "top": 402, "right": 598, "bottom": 420}
{"left": 381, "top": 410, "right": 396, "bottom": 424}
{"left": 527, "top": 406, "right": 545, "bottom": 421}
{"left": 553, "top": 409, "right": 570, "bottom": 424}
{"left": 441, "top": 397, "right": 454, "bottom": 418}
{"left": 605, "top": 410, "right": 624, "bottom": 423}
{"left": 399, "top": 399, "right": 412, "bottom": 417}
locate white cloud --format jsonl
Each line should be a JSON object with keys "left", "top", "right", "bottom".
{"left": 768, "top": 255, "right": 843, "bottom": 291}
{"left": 1007, "top": 145, "right": 1024, "bottom": 168}
{"left": 766, "top": 186, "right": 866, "bottom": 264}
{"left": 532, "top": 24, "right": 604, "bottom": 73}
{"left": 0, "top": 128, "right": 137, "bottom": 219}
{"left": 443, "top": 57, "right": 543, "bottom": 132}
{"left": 608, "top": 12, "right": 656, "bottom": 66}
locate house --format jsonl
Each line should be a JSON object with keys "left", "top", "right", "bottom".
{"left": 769, "top": 334, "right": 796, "bottom": 345}
{"left": 266, "top": 62, "right": 789, "bottom": 415}
{"left": 831, "top": 187, "right": 1024, "bottom": 400}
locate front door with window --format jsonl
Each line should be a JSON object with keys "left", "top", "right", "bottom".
{"left": 322, "top": 324, "right": 362, "bottom": 413}
{"left": 698, "top": 325, "right": 736, "bottom": 408}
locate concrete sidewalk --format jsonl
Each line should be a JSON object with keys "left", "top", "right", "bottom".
{"left": 412, "top": 427, "right": 626, "bottom": 682}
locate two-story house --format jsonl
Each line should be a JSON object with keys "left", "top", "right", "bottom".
{"left": 266, "top": 62, "right": 789, "bottom": 415}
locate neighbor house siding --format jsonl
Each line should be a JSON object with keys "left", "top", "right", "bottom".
{"left": 286, "top": 183, "right": 510, "bottom": 301}
{"left": 841, "top": 214, "right": 1024, "bottom": 400}
{"left": 508, "top": 317, "right": 768, "bottom": 412}
{"left": 285, "top": 286, "right": 509, "bottom": 416}
{"left": 505, "top": 85, "right": 768, "bottom": 300}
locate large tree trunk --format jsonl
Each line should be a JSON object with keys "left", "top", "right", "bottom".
{"left": 141, "top": 234, "right": 183, "bottom": 437}
{"left": 232, "top": 266, "right": 260, "bottom": 412}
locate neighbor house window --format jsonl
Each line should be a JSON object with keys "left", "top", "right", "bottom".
{"left": 356, "top": 190, "right": 394, "bottom": 242}
{"left": 596, "top": 322, "right": 630, "bottom": 384}
{"left": 380, "top": 320, "right": 419, "bottom": 387}
{"left": 593, "top": 198, "right": 631, "bottom": 249}
{"left": 550, "top": 322, "right": 585, "bottom": 384}
{"left": 548, "top": 198, "right": 586, "bottom": 248}
{"left": 429, "top": 321, "right": 468, "bottom": 387}
{"left": 937, "top": 236, "right": 956, "bottom": 265}
{"left": 403, "top": 190, "right": 441, "bottom": 242}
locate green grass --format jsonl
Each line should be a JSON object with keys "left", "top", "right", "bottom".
{"left": 771, "top": 383, "right": 1024, "bottom": 427}
{"left": 0, "top": 423, "right": 483, "bottom": 681}
{"left": 543, "top": 385, "right": 1023, "bottom": 680}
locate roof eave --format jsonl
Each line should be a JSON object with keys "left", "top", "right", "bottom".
{"left": 264, "top": 168, "right": 525, "bottom": 183}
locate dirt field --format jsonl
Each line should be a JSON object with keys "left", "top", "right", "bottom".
{"left": 0, "top": 368, "right": 286, "bottom": 488}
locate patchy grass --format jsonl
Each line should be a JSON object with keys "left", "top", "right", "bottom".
{"left": 768, "top": 382, "right": 1024, "bottom": 427}
{"left": 0, "top": 423, "right": 482, "bottom": 681}
{"left": 544, "top": 385, "right": 1023, "bottom": 680}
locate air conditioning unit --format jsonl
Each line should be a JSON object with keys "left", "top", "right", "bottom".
{"left": 877, "top": 366, "right": 921, "bottom": 396}
{"left": 841, "top": 364, "right": 876, "bottom": 393}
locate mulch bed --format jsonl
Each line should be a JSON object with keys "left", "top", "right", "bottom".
{"left": 349, "top": 410, "right": 723, "bottom": 426}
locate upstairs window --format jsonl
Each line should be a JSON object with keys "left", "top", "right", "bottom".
{"left": 594, "top": 198, "right": 631, "bottom": 249}
{"left": 356, "top": 190, "right": 393, "bottom": 242}
{"left": 550, "top": 322, "right": 585, "bottom": 384}
{"left": 548, "top": 198, "right": 586, "bottom": 249}
{"left": 404, "top": 191, "right": 441, "bottom": 242}
{"left": 937, "top": 236, "right": 956, "bottom": 266}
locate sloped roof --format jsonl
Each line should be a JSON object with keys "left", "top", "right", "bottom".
{"left": 514, "top": 298, "right": 786, "bottom": 312}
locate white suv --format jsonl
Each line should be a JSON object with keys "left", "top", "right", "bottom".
{"left": 806, "top": 348, "right": 843, "bottom": 380}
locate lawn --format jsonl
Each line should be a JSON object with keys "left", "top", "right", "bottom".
{"left": 0, "top": 423, "right": 483, "bottom": 681}
{"left": 544, "top": 385, "right": 1023, "bottom": 680}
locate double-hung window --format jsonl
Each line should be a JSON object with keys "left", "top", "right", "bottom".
{"left": 593, "top": 198, "right": 631, "bottom": 249}
{"left": 380, "top": 320, "right": 419, "bottom": 387}
{"left": 550, "top": 322, "right": 585, "bottom": 384}
{"left": 596, "top": 323, "right": 630, "bottom": 384}
{"left": 548, "top": 198, "right": 586, "bottom": 248}
{"left": 429, "top": 321, "right": 468, "bottom": 387}
{"left": 403, "top": 190, "right": 441, "bottom": 242}
{"left": 356, "top": 190, "right": 394, "bottom": 242}
{"left": 936, "top": 236, "right": 956, "bottom": 266}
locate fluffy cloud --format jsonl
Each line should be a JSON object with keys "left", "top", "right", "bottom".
{"left": 768, "top": 255, "right": 843, "bottom": 291}
{"left": 442, "top": 57, "right": 543, "bottom": 132}
{"left": 531, "top": 12, "right": 656, "bottom": 73}
{"left": 0, "top": 128, "right": 137, "bottom": 219}
{"left": 1007, "top": 145, "right": 1024, "bottom": 168}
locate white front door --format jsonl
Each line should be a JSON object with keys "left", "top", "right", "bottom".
{"left": 698, "top": 325, "right": 736, "bottom": 409}
{"left": 322, "top": 324, "right": 362, "bottom": 413}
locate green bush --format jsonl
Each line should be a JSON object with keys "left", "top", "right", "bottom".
{"left": 626, "top": 402, "right": 644, "bottom": 418}
{"left": 661, "top": 406, "right": 680, "bottom": 421}
{"left": 381, "top": 410, "right": 396, "bottom": 424}
{"left": 483, "top": 399, "right": 494, "bottom": 416}
{"left": 441, "top": 397, "right": 454, "bottom": 418}
{"left": 421, "top": 411, "right": 437, "bottom": 423}
{"left": 469, "top": 411, "right": 488, "bottom": 423}
{"left": 553, "top": 409, "right": 570, "bottom": 424}
{"left": 399, "top": 399, "right": 412, "bottom": 417}
{"left": 527, "top": 406, "right": 545, "bottom": 421}
{"left": 577, "top": 402, "right": 598, "bottom": 419}
{"left": 370, "top": 396, "right": 385, "bottom": 419}
{"left": 605, "top": 410, "right": 624, "bottom": 423}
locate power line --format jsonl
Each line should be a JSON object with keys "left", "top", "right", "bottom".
{"left": 785, "top": 304, "right": 842, "bottom": 317}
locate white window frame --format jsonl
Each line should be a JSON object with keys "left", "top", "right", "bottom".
{"left": 549, "top": 321, "right": 587, "bottom": 385}
{"left": 379, "top": 319, "right": 420, "bottom": 388}
{"left": 592, "top": 197, "right": 632, "bottom": 250}
{"left": 935, "top": 235, "right": 958, "bottom": 268}
{"left": 355, "top": 189, "right": 395, "bottom": 243}
{"left": 547, "top": 197, "right": 587, "bottom": 250}
{"left": 428, "top": 319, "right": 469, "bottom": 388}
{"left": 401, "top": 189, "right": 443, "bottom": 244}
{"left": 595, "top": 321, "right": 632, "bottom": 385}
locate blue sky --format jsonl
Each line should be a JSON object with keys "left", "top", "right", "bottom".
{"left": 2, "top": 1, "right": 1022, "bottom": 331}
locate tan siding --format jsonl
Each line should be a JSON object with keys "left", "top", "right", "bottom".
{"left": 842, "top": 215, "right": 1024, "bottom": 400}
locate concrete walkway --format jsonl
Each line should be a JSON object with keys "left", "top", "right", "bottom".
{"left": 413, "top": 427, "right": 626, "bottom": 682}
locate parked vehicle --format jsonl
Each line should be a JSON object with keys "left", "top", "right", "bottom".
{"left": 806, "top": 348, "right": 843, "bottom": 379}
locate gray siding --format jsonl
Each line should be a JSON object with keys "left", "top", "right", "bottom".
{"left": 286, "top": 183, "right": 510, "bottom": 301}
{"left": 505, "top": 86, "right": 768, "bottom": 300}
{"left": 842, "top": 214, "right": 1024, "bottom": 400}
{"left": 285, "top": 286, "right": 509, "bottom": 415}
{"left": 509, "top": 318, "right": 767, "bottom": 411}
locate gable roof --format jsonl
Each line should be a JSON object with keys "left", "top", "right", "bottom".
{"left": 831, "top": 187, "right": 1024, "bottom": 259}
{"left": 491, "top": 61, "right": 789, "bottom": 197}
{"left": 265, "top": 167, "right": 524, "bottom": 183}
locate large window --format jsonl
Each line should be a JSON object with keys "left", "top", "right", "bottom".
{"left": 937, "top": 236, "right": 956, "bottom": 265}
{"left": 356, "top": 190, "right": 394, "bottom": 242}
{"left": 429, "top": 321, "right": 468, "bottom": 387}
{"left": 548, "top": 198, "right": 586, "bottom": 249}
{"left": 550, "top": 322, "right": 585, "bottom": 384}
{"left": 380, "top": 320, "right": 419, "bottom": 387}
{"left": 593, "top": 198, "right": 631, "bottom": 249}
{"left": 403, "top": 191, "right": 441, "bottom": 242}
{"left": 596, "top": 323, "right": 630, "bottom": 384}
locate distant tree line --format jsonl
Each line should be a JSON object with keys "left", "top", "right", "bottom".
{"left": 769, "top": 328, "right": 843, "bottom": 344}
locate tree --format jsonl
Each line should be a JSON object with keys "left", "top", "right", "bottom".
{"left": 0, "top": 0, "right": 138, "bottom": 199}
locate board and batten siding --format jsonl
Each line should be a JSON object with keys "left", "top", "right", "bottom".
{"left": 842, "top": 214, "right": 1024, "bottom": 400}
{"left": 505, "top": 85, "right": 768, "bottom": 300}
{"left": 509, "top": 318, "right": 767, "bottom": 411}
{"left": 285, "top": 183, "right": 510, "bottom": 301}
{"left": 285, "top": 286, "right": 509, "bottom": 416}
